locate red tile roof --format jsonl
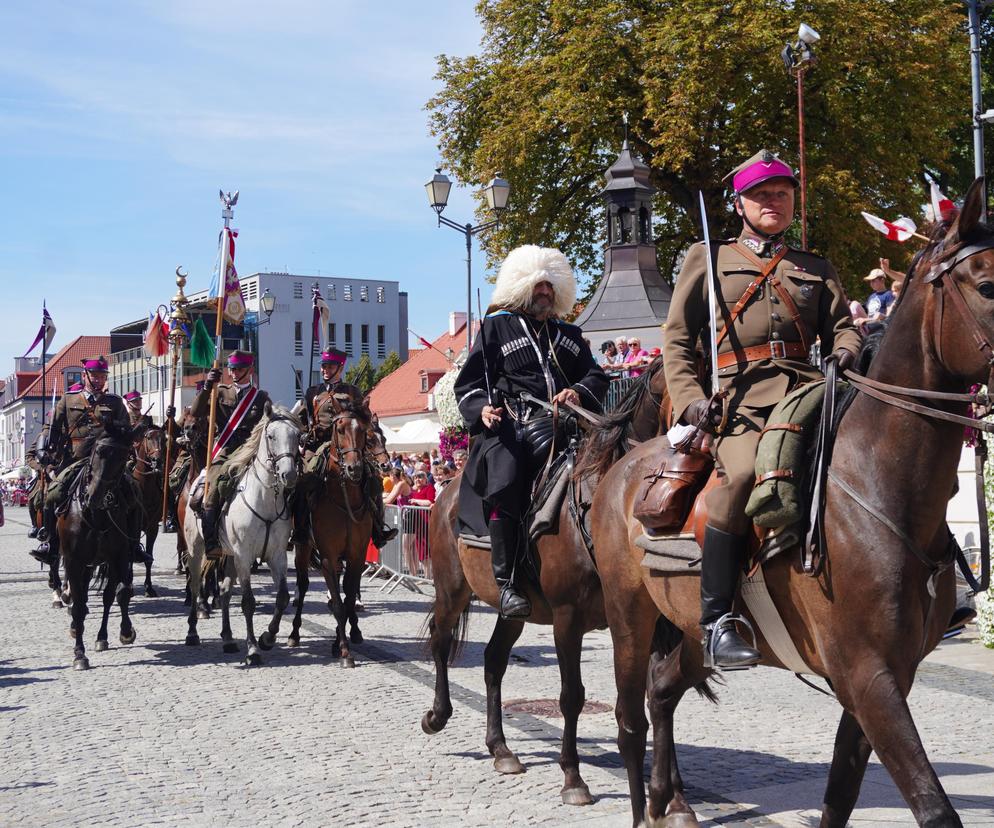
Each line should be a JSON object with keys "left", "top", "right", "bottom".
{"left": 18, "top": 336, "right": 112, "bottom": 399}
{"left": 368, "top": 324, "right": 468, "bottom": 418}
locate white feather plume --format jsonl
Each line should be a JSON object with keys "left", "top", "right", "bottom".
{"left": 489, "top": 245, "right": 576, "bottom": 319}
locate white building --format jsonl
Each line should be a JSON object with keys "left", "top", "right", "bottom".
{"left": 109, "top": 272, "right": 409, "bottom": 416}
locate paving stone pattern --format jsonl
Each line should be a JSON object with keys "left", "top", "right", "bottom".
{"left": 1, "top": 508, "right": 993, "bottom": 827}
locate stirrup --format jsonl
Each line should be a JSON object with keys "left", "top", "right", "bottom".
{"left": 704, "top": 612, "right": 759, "bottom": 671}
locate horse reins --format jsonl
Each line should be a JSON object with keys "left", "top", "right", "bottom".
{"left": 832, "top": 238, "right": 994, "bottom": 597}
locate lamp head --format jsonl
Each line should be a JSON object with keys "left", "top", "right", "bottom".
{"left": 425, "top": 168, "right": 452, "bottom": 215}
{"left": 259, "top": 288, "right": 276, "bottom": 319}
{"left": 483, "top": 173, "right": 511, "bottom": 214}
{"left": 797, "top": 23, "right": 820, "bottom": 45}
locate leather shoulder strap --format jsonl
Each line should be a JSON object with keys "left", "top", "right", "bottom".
{"left": 714, "top": 246, "right": 788, "bottom": 349}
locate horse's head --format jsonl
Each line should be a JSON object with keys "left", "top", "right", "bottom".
{"left": 85, "top": 420, "right": 134, "bottom": 506}
{"left": 912, "top": 178, "right": 994, "bottom": 386}
{"left": 366, "top": 415, "right": 390, "bottom": 472}
{"left": 330, "top": 403, "right": 368, "bottom": 483}
{"left": 262, "top": 404, "right": 300, "bottom": 492}
{"left": 136, "top": 427, "right": 165, "bottom": 474}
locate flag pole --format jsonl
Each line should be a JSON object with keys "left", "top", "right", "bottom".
{"left": 161, "top": 268, "right": 191, "bottom": 526}
{"left": 308, "top": 282, "right": 320, "bottom": 389}
{"left": 204, "top": 193, "right": 236, "bottom": 497}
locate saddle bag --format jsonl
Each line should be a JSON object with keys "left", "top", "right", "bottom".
{"left": 634, "top": 430, "right": 714, "bottom": 534}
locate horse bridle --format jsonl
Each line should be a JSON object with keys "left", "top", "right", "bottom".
{"left": 252, "top": 418, "right": 298, "bottom": 486}
{"left": 328, "top": 409, "right": 366, "bottom": 481}
{"left": 831, "top": 238, "right": 994, "bottom": 596}
{"left": 133, "top": 430, "right": 164, "bottom": 475}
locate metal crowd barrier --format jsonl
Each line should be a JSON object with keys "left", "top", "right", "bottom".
{"left": 604, "top": 376, "right": 638, "bottom": 412}
{"left": 364, "top": 503, "right": 434, "bottom": 595}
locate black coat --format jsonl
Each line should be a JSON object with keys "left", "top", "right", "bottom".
{"left": 454, "top": 311, "right": 608, "bottom": 533}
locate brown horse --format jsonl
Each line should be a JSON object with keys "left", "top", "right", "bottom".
{"left": 590, "top": 180, "right": 992, "bottom": 827}
{"left": 132, "top": 426, "right": 165, "bottom": 597}
{"left": 289, "top": 398, "right": 373, "bottom": 666}
{"left": 174, "top": 411, "right": 215, "bottom": 620}
{"left": 420, "top": 360, "right": 668, "bottom": 806}
{"left": 59, "top": 421, "right": 141, "bottom": 670}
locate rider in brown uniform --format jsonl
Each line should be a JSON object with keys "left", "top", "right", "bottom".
{"left": 663, "top": 150, "right": 861, "bottom": 669}
{"left": 191, "top": 350, "right": 271, "bottom": 559}
{"left": 25, "top": 424, "right": 49, "bottom": 539}
{"left": 293, "top": 348, "right": 397, "bottom": 548}
{"left": 31, "top": 356, "right": 133, "bottom": 565}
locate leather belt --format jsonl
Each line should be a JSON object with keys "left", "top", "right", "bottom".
{"left": 716, "top": 340, "right": 807, "bottom": 369}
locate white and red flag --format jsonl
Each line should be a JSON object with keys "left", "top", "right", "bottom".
{"left": 144, "top": 310, "right": 170, "bottom": 358}
{"left": 210, "top": 228, "right": 245, "bottom": 323}
{"left": 311, "top": 286, "right": 330, "bottom": 349}
{"left": 861, "top": 211, "right": 918, "bottom": 243}
{"left": 929, "top": 180, "right": 957, "bottom": 222}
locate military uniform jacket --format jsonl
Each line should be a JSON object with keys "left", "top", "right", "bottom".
{"left": 48, "top": 390, "right": 130, "bottom": 463}
{"left": 190, "top": 383, "right": 271, "bottom": 454}
{"left": 302, "top": 381, "right": 366, "bottom": 443}
{"left": 663, "top": 234, "right": 861, "bottom": 421}
{"left": 454, "top": 311, "right": 609, "bottom": 434}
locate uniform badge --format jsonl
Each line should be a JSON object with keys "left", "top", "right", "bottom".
{"left": 800, "top": 284, "right": 814, "bottom": 300}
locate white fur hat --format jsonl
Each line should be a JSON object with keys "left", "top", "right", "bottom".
{"left": 489, "top": 245, "right": 576, "bottom": 319}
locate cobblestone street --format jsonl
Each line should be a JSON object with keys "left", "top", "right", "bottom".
{"left": 2, "top": 508, "right": 993, "bottom": 827}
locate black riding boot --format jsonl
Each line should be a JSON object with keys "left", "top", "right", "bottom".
{"left": 289, "top": 491, "right": 311, "bottom": 548}
{"left": 370, "top": 497, "right": 398, "bottom": 548}
{"left": 489, "top": 516, "right": 530, "bottom": 619}
{"left": 700, "top": 525, "right": 760, "bottom": 669}
{"left": 30, "top": 506, "right": 60, "bottom": 566}
{"left": 201, "top": 506, "right": 223, "bottom": 560}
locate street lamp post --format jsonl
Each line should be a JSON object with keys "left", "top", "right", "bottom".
{"left": 968, "top": 0, "right": 988, "bottom": 223}
{"left": 781, "top": 23, "right": 821, "bottom": 250}
{"left": 425, "top": 170, "right": 510, "bottom": 354}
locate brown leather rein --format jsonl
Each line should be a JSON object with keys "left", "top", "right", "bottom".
{"left": 831, "top": 238, "right": 994, "bottom": 595}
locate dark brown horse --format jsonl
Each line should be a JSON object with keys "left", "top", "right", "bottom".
{"left": 132, "top": 426, "right": 165, "bottom": 597}
{"left": 590, "top": 180, "right": 992, "bottom": 827}
{"left": 421, "top": 360, "right": 668, "bottom": 806}
{"left": 289, "top": 398, "right": 372, "bottom": 666}
{"left": 59, "top": 420, "right": 141, "bottom": 670}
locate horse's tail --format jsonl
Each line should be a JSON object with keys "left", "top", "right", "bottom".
{"left": 419, "top": 597, "right": 472, "bottom": 666}
{"left": 652, "top": 614, "right": 719, "bottom": 704}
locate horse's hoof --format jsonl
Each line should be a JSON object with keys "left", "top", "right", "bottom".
{"left": 73, "top": 657, "right": 90, "bottom": 671}
{"left": 561, "top": 784, "right": 594, "bottom": 806}
{"left": 349, "top": 627, "right": 363, "bottom": 645}
{"left": 174, "top": 567, "right": 184, "bottom": 576}
{"left": 51, "top": 600, "right": 63, "bottom": 609}
{"left": 644, "top": 807, "right": 700, "bottom": 828}
{"left": 144, "top": 586, "right": 157, "bottom": 598}
{"left": 245, "top": 652, "right": 262, "bottom": 667}
{"left": 68, "top": 627, "right": 76, "bottom": 639}
{"left": 120, "top": 629, "right": 137, "bottom": 645}
{"left": 222, "top": 642, "right": 239, "bottom": 654}
{"left": 493, "top": 755, "right": 525, "bottom": 775}
{"left": 185, "top": 634, "right": 200, "bottom": 647}
{"left": 421, "top": 712, "right": 444, "bottom": 735}
{"left": 197, "top": 609, "right": 210, "bottom": 620}
{"left": 94, "top": 640, "right": 109, "bottom": 652}
{"left": 339, "top": 656, "right": 355, "bottom": 668}
{"left": 258, "top": 631, "right": 275, "bottom": 651}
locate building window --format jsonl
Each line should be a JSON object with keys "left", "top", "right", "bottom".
{"left": 360, "top": 285, "right": 369, "bottom": 302}
{"left": 294, "top": 321, "right": 303, "bottom": 356}
{"left": 377, "top": 325, "right": 386, "bottom": 359}
{"left": 361, "top": 324, "right": 369, "bottom": 355}
{"left": 344, "top": 284, "right": 352, "bottom": 302}
{"left": 376, "top": 286, "right": 385, "bottom": 303}
{"left": 328, "top": 284, "right": 336, "bottom": 301}
{"left": 294, "top": 370, "right": 303, "bottom": 401}
{"left": 65, "top": 370, "right": 81, "bottom": 388}
{"left": 293, "top": 282, "right": 303, "bottom": 299}
{"left": 420, "top": 374, "right": 429, "bottom": 393}
{"left": 328, "top": 322, "right": 336, "bottom": 348}
{"left": 344, "top": 324, "right": 353, "bottom": 356}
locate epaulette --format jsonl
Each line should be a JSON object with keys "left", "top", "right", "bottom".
{"left": 786, "top": 244, "right": 826, "bottom": 260}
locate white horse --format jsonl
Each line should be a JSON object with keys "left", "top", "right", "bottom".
{"left": 183, "top": 404, "right": 300, "bottom": 666}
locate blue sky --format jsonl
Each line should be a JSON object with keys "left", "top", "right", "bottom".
{"left": 0, "top": 1, "right": 494, "bottom": 362}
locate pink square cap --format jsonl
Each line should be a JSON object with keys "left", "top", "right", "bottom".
{"left": 724, "top": 150, "right": 799, "bottom": 194}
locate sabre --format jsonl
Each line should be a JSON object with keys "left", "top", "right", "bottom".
{"left": 476, "top": 288, "right": 493, "bottom": 406}
{"left": 698, "top": 191, "right": 721, "bottom": 396}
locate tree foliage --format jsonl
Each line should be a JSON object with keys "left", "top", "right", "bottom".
{"left": 345, "top": 353, "right": 375, "bottom": 394}
{"left": 427, "top": 0, "right": 977, "bottom": 299}
{"left": 373, "top": 350, "right": 403, "bottom": 386}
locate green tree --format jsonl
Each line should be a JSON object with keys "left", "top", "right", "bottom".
{"left": 373, "top": 350, "right": 403, "bottom": 386}
{"left": 345, "top": 353, "right": 376, "bottom": 394}
{"left": 427, "top": 0, "right": 972, "bottom": 300}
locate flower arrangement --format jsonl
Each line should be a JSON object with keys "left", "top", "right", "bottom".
{"left": 439, "top": 426, "right": 468, "bottom": 462}
{"left": 977, "top": 591, "right": 994, "bottom": 648}
{"left": 433, "top": 367, "right": 465, "bottom": 430}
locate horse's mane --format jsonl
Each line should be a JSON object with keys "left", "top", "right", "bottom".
{"left": 226, "top": 405, "right": 301, "bottom": 470}
{"left": 575, "top": 358, "right": 663, "bottom": 481}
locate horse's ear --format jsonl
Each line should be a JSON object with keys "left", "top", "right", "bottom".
{"left": 264, "top": 399, "right": 273, "bottom": 417}
{"left": 948, "top": 177, "right": 986, "bottom": 242}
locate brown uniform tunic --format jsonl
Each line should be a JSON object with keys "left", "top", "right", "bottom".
{"left": 663, "top": 232, "right": 860, "bottom": 534}
{"left": 49, "top": 390, "right": 131, "bottom": 463}
{"left": 191, "top": 382, "right": 271, "bottom": 509}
